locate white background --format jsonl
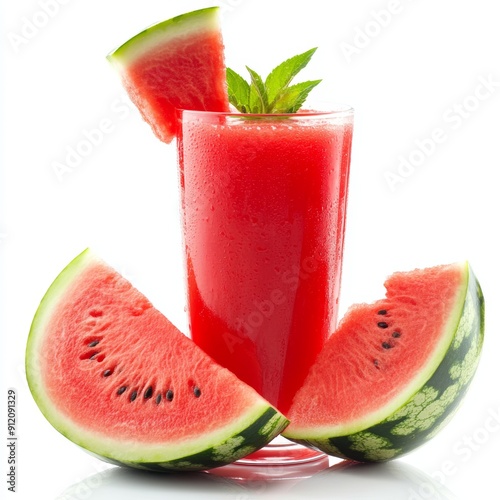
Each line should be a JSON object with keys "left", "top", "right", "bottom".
{"left": 1, "top": 0, "right": 499, "bottom": 498}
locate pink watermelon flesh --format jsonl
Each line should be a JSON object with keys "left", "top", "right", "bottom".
{"left": 27, "top": 250, "right": 286, "bottom": 468}
{"left": 286, "top": 263, "right": 465, "bottom": 430}
{"left": 108, "top": 8, "right": 229, "bottom": 144}
{"left": 45, "top": 262, "right": 248, "bottom": 441}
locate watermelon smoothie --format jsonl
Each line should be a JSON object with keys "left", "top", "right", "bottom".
{"left": 178, "top": 108, "right": 353, "bottom": 415}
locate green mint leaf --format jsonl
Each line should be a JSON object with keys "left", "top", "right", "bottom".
{"left": 265, "top": 48, "right": 318, "bottom": 107}
{"left": 226, "top": 68, "right": 250, "bottom": 113}
{"left": 225, "top": 48, "right": 320, "bottom": 113}
{"left": 246, "top": 66, "right": 269, "bottom": 113}
{"left": 271, "top": 79, "right": 322, "bottom": 113}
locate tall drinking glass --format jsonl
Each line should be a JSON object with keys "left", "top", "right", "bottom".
{"left": 177, "top": 107, "right": 354, "bottom": 465}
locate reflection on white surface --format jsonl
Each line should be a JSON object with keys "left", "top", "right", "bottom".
{"left": 287, "top": 460, "right": 458, "bottom": 499}
{"left": 55, "top": 459, "right": 458, "bottom": 499}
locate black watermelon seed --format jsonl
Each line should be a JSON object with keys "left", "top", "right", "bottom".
{"left": 166, "top": 390, "right": 174, "bottom": 401}
{"left": 90, "top": 352, "right": 99, "bottom": 360}
{"left": 130, "top": 391, "right": 138, "bottom": 402}
{"left": 193, "top": 386, "right": 201, "bottom": 398}
{"left": 377, "top": 309, "right": 387, "bottom": 315}
{"left": 117, "top": 386, "right": 127, "bottom": 395}
{"left": 377, "top": 322, "right": 389, "bottom": 329}
{"left": 382, "top": 342, "right": 393, "bottom": 349}
{"left": 144, "top": 386, "right": 153, "bottom": 399}
{"left": 155, "top": 394, "right": 161, "bottom": 404}
{"left": 88, "top": 340, "right": 100, "bottom": 347}
{"left": 103, "top": 369, "right": 112, "bottom": 377}
{"left": 373, "top": 359, "right": 380, "bottom": 368}
{"left": 392, "top": 331, "right": 401, "bottom": 338}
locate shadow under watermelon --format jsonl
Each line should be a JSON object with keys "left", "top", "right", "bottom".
{"left": 55, "top": 458, "right": 457, "bottom": 500}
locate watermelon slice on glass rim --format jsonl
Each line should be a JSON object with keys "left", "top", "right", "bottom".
{"left": 106, "top": 6, "right": 229, "bottom": 144}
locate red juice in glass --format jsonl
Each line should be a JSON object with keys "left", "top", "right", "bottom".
{"left": 178, "top": 109, "right": 353, "bottom": 415}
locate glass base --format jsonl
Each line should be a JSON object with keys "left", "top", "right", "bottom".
{"left": 207, "top": 437, "right": 330, "bottom": 482}
{"left": 237, "top": 436, "right": 327, "bottom": 466}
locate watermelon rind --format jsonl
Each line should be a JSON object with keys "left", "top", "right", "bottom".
{"left": 26, "top": 249, "right": 289, "bottom": 471}
{"left": 107, "top": 7, "right": 220, "bottom": 66}
{"left": 283, "top": 262, "right": 485, "bottom": 462}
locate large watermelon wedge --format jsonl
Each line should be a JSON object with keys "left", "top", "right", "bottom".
{"left": 107, "top": 7, "right": 229, "bottom": 144}
{"left": 26, "top": 249, "right": 288, "bottom": 471}
{"left": 282, "top": 262, "right": 484, "bottom": 462}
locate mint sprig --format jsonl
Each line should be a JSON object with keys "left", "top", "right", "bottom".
{"left": 227, "top": 48, "right": 321, "bottom": 114}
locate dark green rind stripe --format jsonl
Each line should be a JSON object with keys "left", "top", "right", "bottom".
{"left": 93, "top": 408, "right": 288, "bottom": 472}
{"left": 291, "top": 266, "right": 485, "bottom": 462}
